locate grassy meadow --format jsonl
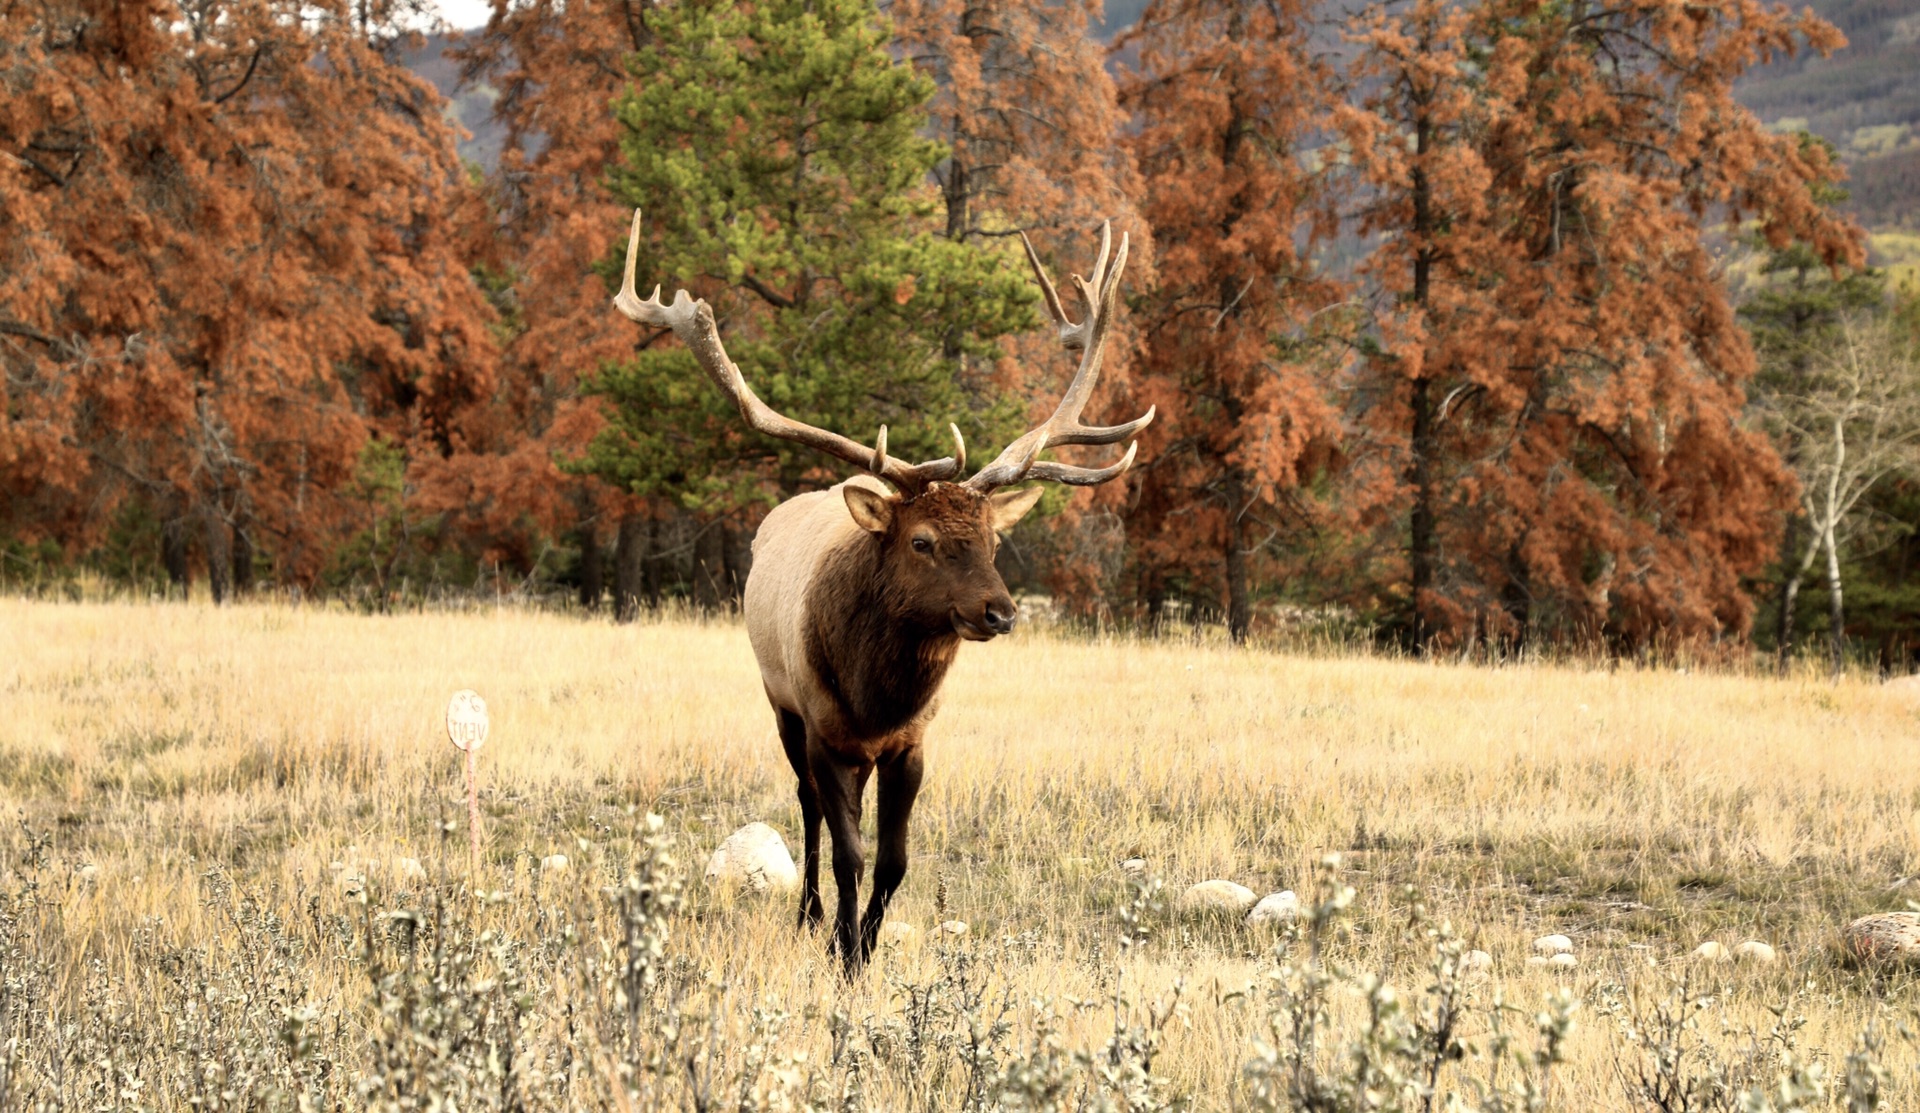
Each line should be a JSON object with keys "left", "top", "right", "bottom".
{"left": 3, "top": 597, "right": 1919, "bottom": 1109}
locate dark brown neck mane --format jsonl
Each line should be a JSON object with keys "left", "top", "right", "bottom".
{"left": 803, "top": 532, "right": 959, "bottom": 739}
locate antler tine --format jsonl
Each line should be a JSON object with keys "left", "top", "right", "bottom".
{"left": 1043, "top": 405, "right": 1157, "bottom": 446}
{"left": 1027, "top": 442, "right": 1137, "bottom": 486}
{"left": 611, "top": 210, "right": 960, "bottom": 494}
{"left": 1016, "top": 221, "right": 1114, "bottom": 352}
{"left": 965, "top": 223, "right": 1154, "bottom": 492}
{"left": 1071, "top": 221, "right": 1113, "bottom": 341}
{"left": 1018, "top": 230, "right": 1071, "bottom": 336}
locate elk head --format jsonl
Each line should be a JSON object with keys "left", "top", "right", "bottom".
{"left": 610, "top": 209, "right": 1154, "bottom": 640}
{"left": 842, "top": 480, "right": 1042, "bottom": 640}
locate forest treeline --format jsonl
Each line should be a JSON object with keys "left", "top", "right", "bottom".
{"left": 5, "top": 0, "right": 1919, "bottom": 667}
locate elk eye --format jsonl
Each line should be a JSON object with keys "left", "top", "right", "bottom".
{"left": 911, "top": 537, "right": 933, "bottom": 554}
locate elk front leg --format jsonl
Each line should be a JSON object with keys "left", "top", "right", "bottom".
{"left": 859, "top": 745, "right": 924, "bottom": 962}
{"left": 809, "top": 747, "right": 872, "bottom": 972}
{"left": 774, "top": 707, "right": 823, "bottom": 929}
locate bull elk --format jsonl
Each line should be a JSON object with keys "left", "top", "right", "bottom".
{"left": 611, "top": 210, "right": 1151, "bottom": 973}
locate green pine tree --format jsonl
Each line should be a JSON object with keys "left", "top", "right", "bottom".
{"left": 570, "top": 0, "right": 1036, "bottom": 513}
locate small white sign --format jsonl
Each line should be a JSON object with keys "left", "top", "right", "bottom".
{"left": 446, "top": 689, "right": 490, "bottom": 752}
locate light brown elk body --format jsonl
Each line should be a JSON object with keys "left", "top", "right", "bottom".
{"left": 611, "top": 211, "right": 1150, "bottom": 972}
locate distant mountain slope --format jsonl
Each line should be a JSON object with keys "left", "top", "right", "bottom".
{"left": 399, "top": 31, "right": 507, "bottom": 170}
{"left": 1736, "top": 0, "right": 1920, "bottom": 230}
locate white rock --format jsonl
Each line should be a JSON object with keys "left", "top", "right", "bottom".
{"left": 540, "top": 854, "right": 569, "bottom": 874}
{"left": 938, "top": 919, "right": 969, "bottom": 937}
{"left": 1525, "top": 955, "right": 1551, "bottom": 969}
{"left": 1461, "top": 949, "right": 1494, "bottom": 976}
{"left": 77, "top": 864, "right": 99, "bottom": 884}
{"left": 1846, "top": 912, "right": 1920, "bottom": 965}
{"left": 1734, "top": 940, "right": 1777, "bottom": 964}
{"left": 1532, "top": 934, "right": 1574, "bottom": 955}
{"left": 1246, "top": 890, "right": 1301, "bottom": 926}
{"left": 394, "top": 857, "right": 427, "bottom": 882}
{"left": 1177, "top": 880, "right": 1257, "bottom": 917}
{"left": 1691, "top": 941, "right": 1729, "bottom": 962}
{"left": 704, "top": 822, "right": 799, "bottom": 893}
{"left": 1549, "top": 952, "right": 1578, "bottom": 969}
{"left": 1121, "top": 857, "right": 1147, "bottom": 875}
{"left": 878, "top": 921, "right": 918, "bottom": 947}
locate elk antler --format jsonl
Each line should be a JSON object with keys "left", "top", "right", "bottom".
{"left": 964, "top": 222, "right": 1155, "bottom": 492}
{"left": 611, "top": 210, "right": 965, "bottom": 495}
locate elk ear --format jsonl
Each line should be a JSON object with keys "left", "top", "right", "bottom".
{"left": 843, "top": 485, "right": 895, "bottom": 533}
{"left": 988, "top": 486, "right": 1044, "bottom": 532}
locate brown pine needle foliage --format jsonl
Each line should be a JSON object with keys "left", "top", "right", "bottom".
{"left": 1118, "top": 0, "right": 1348, "bottom": 644}
{"left": 0, "top": 0, "right": 498, "bottom": 593}
{"left": 425, "top": 0, "right": 660, "bottom": 570}
{"left": 1338, "top": 0, "right": 1866, "bottom": 653}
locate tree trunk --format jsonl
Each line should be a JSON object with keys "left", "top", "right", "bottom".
{"left": 1777, "top": 573, "right": 1803, "bottom": 672}
{"left": 1407, "top": 94, "right": 1437, "bottom": 654}
{"left": 613, "top": 513, "right": 645, "bottom": 623}
{"left": 231, "top": 524, "right": 255, "bottom": 597}
{"left": 1500, "top": 543, "right": 1530, "bottom": 655}
{"left": 1224, "top": 474, "right": 1251, "bottom": 645}
{"left": 577, "top": 519, "right": 603, "bottom": 613}
{"left": 1774, "top": 513, "right": 1804, "bottom": 672}
{"left": 162, "top": 516, "right": 191, "bottom": 598}
{"left": 940, "top": 149, "right": 976, "bottom": 388}
{"left": 723, "top": 519, "right": 751, "bottom": 608}
{"left": 1777, "top": 516, "right": 1823, "bottom": 674}
{"left": 641, "top": 517, "right": 663, "bottom": 608}
{"left": 1225, "top": 540, "right": 1251, "bottom": 645}
{"left": 943, "top": 145, "right": 970, "bottom": 242}
{"left": 1408, "top": 375, "right": 1436, "bottom": 653}
{"left": 693, "top": 520, "right": 726, "bottom": 612}
{"left": 1823, "top": 523, "right": 1846, "bottom": 678}
{"left": 1213, "top": 20, "right": 1253, "bottom": 651}
{"left": 202, "top": 503, "right": 232, "bottom": 605}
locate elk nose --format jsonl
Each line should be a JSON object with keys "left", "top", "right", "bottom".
{"left": 983, "top": 600, "right": 1017, "bottom": 635}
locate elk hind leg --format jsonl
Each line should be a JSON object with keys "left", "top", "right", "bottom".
{"left": 859, "top": 745, "right": 924, "bottom": 963}
{"left": 775, "top": 706, "right": 823, "bottom": 929}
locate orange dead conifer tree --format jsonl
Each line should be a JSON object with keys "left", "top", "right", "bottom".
{"left": 891, "top": 0, "right": 1137, "bottom": 250}
{"left": 1116, "top": 0, "right": 1344, "bottom": 642}
{"left": 1334, "top": 0, "right": 1512, "bottom": 649}
{"left": 0, "top": 0, "right": 496, "bottom": 597}
{"left": 438, "top": 0, "right": 663, "bottom": 616}
{"left": 1460, "top": 0, "right": 1858, "bottom": 649}
{"left": 1338, "top": 0, "right": 1860, "bottom": 651}
{"left": 889, "top": 0, "right": 1149, "bottom": 612}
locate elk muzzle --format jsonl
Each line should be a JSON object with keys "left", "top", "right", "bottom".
{"left": 954, "top": 595, "right": 1017, "bottom": 640}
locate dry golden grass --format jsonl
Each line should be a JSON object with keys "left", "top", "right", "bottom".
{"left": 3, "top": 596, "right": 1918, "bottom": 1108}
